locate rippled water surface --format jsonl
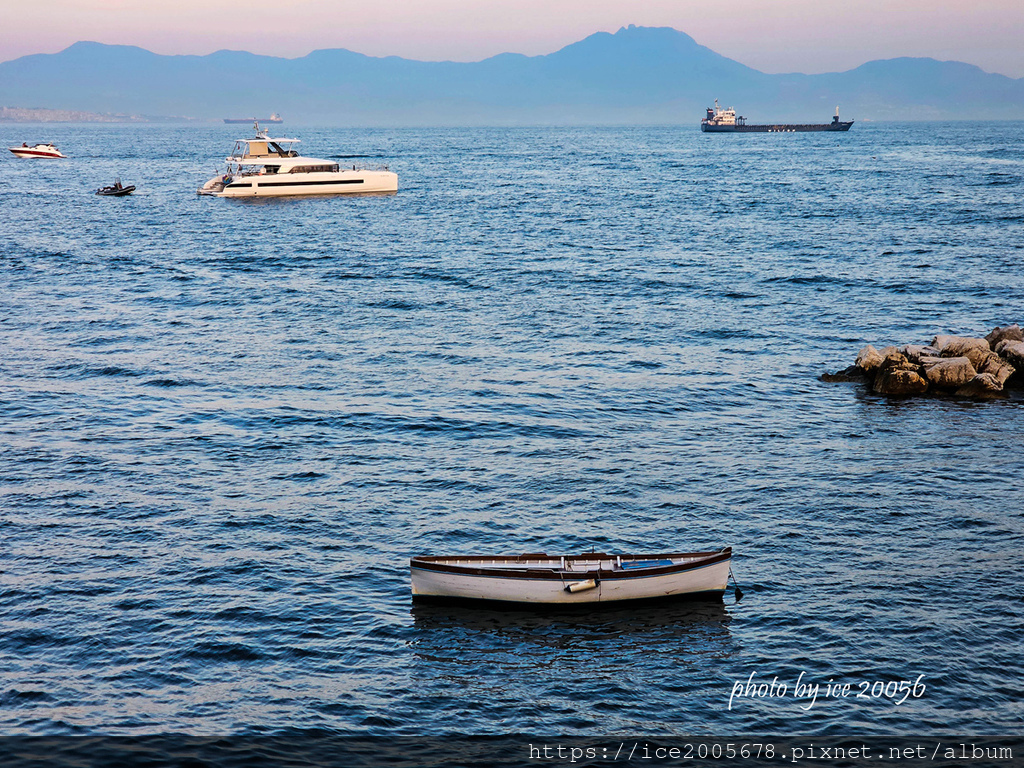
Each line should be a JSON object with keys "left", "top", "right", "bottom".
{"left": 1, "top": 122, "right": 1022, "bottom": 740}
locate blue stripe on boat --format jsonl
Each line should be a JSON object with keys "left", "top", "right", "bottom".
{"left": 621, "top": 559, "right": 674, "bottom": 569}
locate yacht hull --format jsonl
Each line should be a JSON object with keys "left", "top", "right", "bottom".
{"left": 199, "top": 169, "right": 397, "bottom": 197}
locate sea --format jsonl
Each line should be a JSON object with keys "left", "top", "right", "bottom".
{"left": 1, "top": 122, "right": 1022, "bottom": 765}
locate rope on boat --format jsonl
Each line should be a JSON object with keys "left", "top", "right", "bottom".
{"left": 729, "top": 565, "right": 744, "bottom": 601}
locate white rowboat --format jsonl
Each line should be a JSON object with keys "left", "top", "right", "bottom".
{"left": 410, "top": 548, "right": 733, "bottom": 606}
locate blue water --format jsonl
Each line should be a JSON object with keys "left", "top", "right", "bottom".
{"left": 1, "top": 122, "right": 1022, "bottom": 742}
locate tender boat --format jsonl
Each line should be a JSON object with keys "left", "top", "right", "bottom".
{"left": 95, "top": 178, "right": 135, "bottom": 196}
{"left": 9, "top": 142, "right": 66, "bottom": 158}
{"left": 198, "top": 121, "right": 397, "bottom": 198}
{"left": 411, "top": 547, "right": 733, "bottom": 606}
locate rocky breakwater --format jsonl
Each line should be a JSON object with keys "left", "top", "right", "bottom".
{"left": 823, "top": 324, "right": 1024, "bottom": 398}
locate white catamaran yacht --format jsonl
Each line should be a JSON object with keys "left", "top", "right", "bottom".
{"left": 198, "top": 122, "right": 397, "bottom": 198}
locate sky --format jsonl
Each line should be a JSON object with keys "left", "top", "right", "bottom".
{"left": 1, "top": 0, "right": 1022, "bottom": 78}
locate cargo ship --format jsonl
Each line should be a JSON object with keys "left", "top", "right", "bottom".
{"left": 224, "top": 113, "right": 283, "bottom": 124}
{"left": 701, "top": 100, "right": 853, "bottom": 132}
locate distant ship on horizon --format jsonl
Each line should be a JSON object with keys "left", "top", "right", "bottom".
{"left": 701, "top": 100, "right": 853, "bottom": 132}
{"left": 224, "top": 112, "right": 283, "bottom": 124}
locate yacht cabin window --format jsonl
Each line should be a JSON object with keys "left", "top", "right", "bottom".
{"left": 289, "top": 164, "right": 340, "bottom": 173}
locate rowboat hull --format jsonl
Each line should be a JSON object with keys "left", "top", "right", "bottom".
{"left": 411, "top": 549, "right": 732, "bottom": 606}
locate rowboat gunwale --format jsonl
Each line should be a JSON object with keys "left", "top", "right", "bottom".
{"left": 410, "top": 547, "right": 732, "bottom": 582}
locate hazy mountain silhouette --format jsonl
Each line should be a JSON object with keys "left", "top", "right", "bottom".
{"left": 2, "top": 26, "right": 1022, "bottom": 124}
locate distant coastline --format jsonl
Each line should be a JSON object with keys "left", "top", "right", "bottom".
{"left": 0, "top": 106, "right": 205, "bottom": 123}
{"left": 2, "top": 28, "right": 1023, "bottom": 125}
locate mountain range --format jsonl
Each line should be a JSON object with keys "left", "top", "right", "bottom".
{"left": 2, "top": 25, "right": 1023, "bottom": 124}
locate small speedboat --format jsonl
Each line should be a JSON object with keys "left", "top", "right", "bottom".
{"left": 411, "top": 547, "right": 734, "bottom": 606}
{"left": 96, "top": 179, "right": 135, "bottom": 196}
{"left": 9, "top": 142, "right": 66, "bottom": 159}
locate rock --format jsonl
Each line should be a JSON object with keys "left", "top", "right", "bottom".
{"left": 935, "top": 335, "right": 990, "bottom": 360}
{"left": 967, "top": 347, "right": 995, "bottom": 370}
{"left": 986, "top": 324, "right": 1023, "bottom": 347}
{"left": 936, "top": 341, "right": 990, "bottom": 370}
{"left": 920, "top": 356, "right": 977, "bottom": 389}
{"left": 873, "top": 368, "right": 929, "bottom": 396}
{"left": 902, "top": 345, "right": 941, "bottom": 364}
{"left": 993, "top": 340, "right": 1024, "bottom": 388}
{"left": 996, "top": 339, "right": 1024, "bottom": 369}
{"left": 855, "top": 345, "right": 884, "bottom": 373}
{"left": 955, "top": 373, "right": 1005, "bottom": 399}
{"left": 976, "top": 351, "right": 1015, "bottom": 387}
{"left": 834, "top": 328, "right": 1022, "bottom": 399}
{"left": 821, "top": 365, "right": 868, "bottom": 383}
{"left": 873, "top": 355, "right": 929, "bottom": 395}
